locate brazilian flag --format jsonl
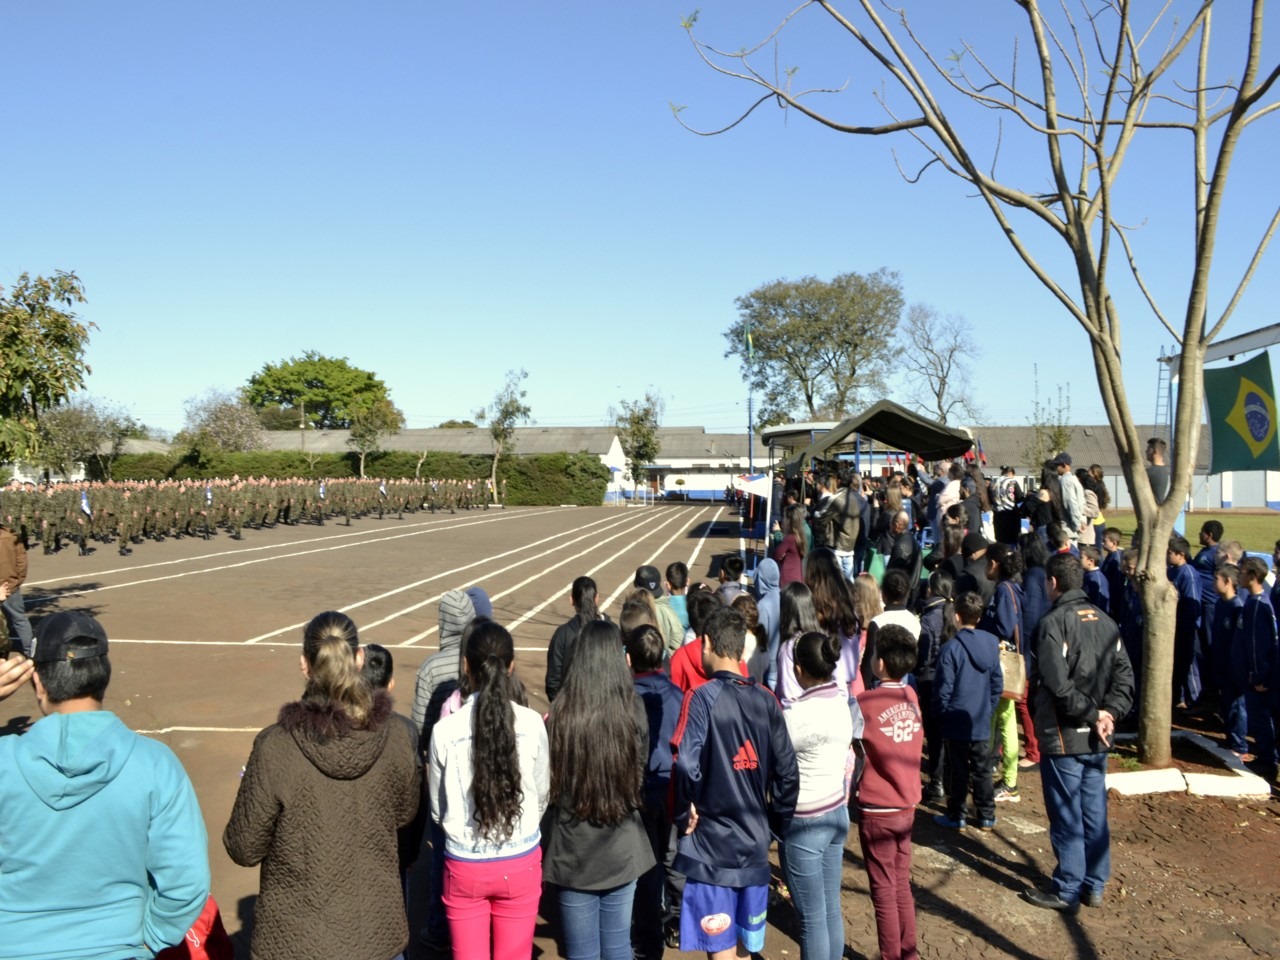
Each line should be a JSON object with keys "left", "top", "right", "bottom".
{"left": 1204, "top": 352, "right": 1280, "bottom": 473}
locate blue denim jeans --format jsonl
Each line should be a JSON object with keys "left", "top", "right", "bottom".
{"left": 782, "top": 806, "right": 849, "bottom": 960}
{"left": 3, "top": 590, "right": 33, "bottom": 658}
{"left": 1041, "top": 752, "right": 1110, "bottom": 903}
{"left": 558, "top": 880, "right": 636, "bottom": 960}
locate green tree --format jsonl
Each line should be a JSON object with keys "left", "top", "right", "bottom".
{"left": 244, "top": 351, "right": 391, "bottom": 430}
{"left": 35, "top": 397, "right": 137, "bottom": 480}
{"left": 348, "top": 398, "right": 406, "bottom": 478}
{"left": 483, "top": 369, "right": 533, "bottom": 503}
{"left": 436, "top": 419, "right": 479, "bottom": 429}
{"left": 0, "top": 271, "right": 93, "bottom": 462}
{"left": 680, "top": 2, "right": 1279, "bottom": 765}
{"left": 613, "top": 391, "right": 664, "bottom": 498}
{"left": 725, "top": 269, "right": 903, "bottom": 428}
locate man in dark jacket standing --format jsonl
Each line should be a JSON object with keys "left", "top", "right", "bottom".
{"left": 1023, "top": 553, "right": 1134, "bottom": 914}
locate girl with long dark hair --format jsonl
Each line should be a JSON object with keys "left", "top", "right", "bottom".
{"left": 546, "top": 576, "right": 604, "bottom": 702}
{"left": 780, "top": 631, "right": 854, "bottom": 960}
{"left": 543, "top": 621, "right": 654, "bottom": 960}
{"left": 776, "top": 581, "right": 824, "bottom": 705}
{"left": 804, "top": 547, "right": 863, "bottom": 697}
{"left": 428, "top": 622, "right": 549, "bottom": 960}
{"left": 225, "top": 612, "right": 420, "bottom": 960}
{"left": 772, "top": 503, "right": 809, "bottom": 588}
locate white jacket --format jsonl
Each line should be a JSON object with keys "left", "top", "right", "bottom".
{"left": 429, "top": 697, "right": 550, "bottom": 861}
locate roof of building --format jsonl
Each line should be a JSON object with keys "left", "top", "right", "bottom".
{"left": 968, "top": 424, "right": 1208, "bottom": 474}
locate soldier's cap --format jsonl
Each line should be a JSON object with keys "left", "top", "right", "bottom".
{"left": 633, "top": 565, "right": 664, "bottom": 597}
{"left": 32, "top": 611, "right": 109, "bottom": 664}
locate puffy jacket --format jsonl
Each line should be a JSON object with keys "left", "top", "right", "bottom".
{"left": 1031, "top": 589, "right": 1134, "bottom": 756}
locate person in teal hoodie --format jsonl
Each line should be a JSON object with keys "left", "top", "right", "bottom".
{"left": 0, "top": 611, "right": 210, "bottom": 960}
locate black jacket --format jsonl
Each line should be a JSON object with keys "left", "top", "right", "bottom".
{"left": 1031, "top": 589, "right": 1134, "bottom": 756}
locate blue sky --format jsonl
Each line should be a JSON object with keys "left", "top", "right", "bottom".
{"left": 2, "top": 1, "right": 1275, "bottom": 436}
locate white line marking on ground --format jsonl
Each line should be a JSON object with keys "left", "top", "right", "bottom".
{"left": 40, "top": 509, "right": 563, "bottom": 602}
{"left": 601, "top": 507, "right": 714, "bottom": 612}
{"left": 27, "top": 509, "right": 554, "bottom": 588}
{"left": 137, "top": 726, "right": 263, "bottom": 735}
{"left": 686, "top": 507, "right": 725, "bottom": 573}
{"left": 387, "top": 509, "right": 689, "bottom": 645}
{"left": 109, "top": 639, "right": 542, "bottom": 653}
{"left": 503, "top": 507, "right": 704, "bottom": 636}
{"left": 255, "top": 509, "right": 661, "bottom": 645}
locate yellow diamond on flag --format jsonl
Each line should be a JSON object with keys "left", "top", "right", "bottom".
{"left": 1224, "top": 376, "right": 1277, "bottom": 459}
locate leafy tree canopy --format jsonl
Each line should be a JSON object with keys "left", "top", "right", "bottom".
{"left": 483, "top": 369, "right": 533, "bottom": 499}
{"left": 437, "top": 419, "right": 479, "bottom": 429}
{"left": 0, "top": 271, "right": 93, "bottom": 461}
{"left": 243, "top": 350, "right": 391, "bottom": 430}
{"left": 613, "top": 391, "right": 664, "bottom": 491}
{"left": 725, "top": 269, "right": 903, "bottom": 428}
{"left": 177, "top": 388, "right": 265, "bottom": 455}
{"left": 348, "top": 397, "right": 406, "bottom": 477}
{"left": 35, "top": 397, "right": 137, "bottom": 480}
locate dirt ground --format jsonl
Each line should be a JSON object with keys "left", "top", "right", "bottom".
{"left": 2, "top": 504, "right": 1278, "bottom": 960}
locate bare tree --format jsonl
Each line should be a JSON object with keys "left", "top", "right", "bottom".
{"left": 678, "top": 2, "right": 1280, "bottom": 765}
{"left": 898, "top": 304, "right": 980, "bottom": 425}
{"left": 178, "top": 389, "right": 264, "bottom": 454}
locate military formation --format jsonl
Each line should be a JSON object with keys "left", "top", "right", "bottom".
{"left": 0, "top": 475, "right": 506, "bottom": 556}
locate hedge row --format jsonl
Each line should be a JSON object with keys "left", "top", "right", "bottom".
{"left": 101, "top": 451, "right": 611, "bottom": 506}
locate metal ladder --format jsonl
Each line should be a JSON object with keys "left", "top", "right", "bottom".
{"left": 1154, "top": 347, "right": 1173, "bottom": 445}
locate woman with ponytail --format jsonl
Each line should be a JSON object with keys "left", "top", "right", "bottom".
{"left": 429, "top": 621, "right": 549, "bottom": 960}
{"left": 546, "top": 575, "right": 606, "bottom": 702}
{"left": 543, "top": 620, "right": 654, "bottom": 960}
{"left": 780, "top": 631, "right": 855, "bottom": 960}
{"left": 224, "top": 611, "right": 420, "bottom": 960}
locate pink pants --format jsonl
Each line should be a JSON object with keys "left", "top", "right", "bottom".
{"left": 443, "top": 846, "right": 542, "bottom": 960}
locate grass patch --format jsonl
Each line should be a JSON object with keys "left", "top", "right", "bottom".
{"left": 1102, "top": 510, "right": 1278, "bottom": 555}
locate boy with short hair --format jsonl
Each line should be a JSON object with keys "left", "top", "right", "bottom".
{"left": 1079, "top": 546, "right": 1110, "bottom": 613}
{"left": 856, "top": 624, "right": 924, "bottom": 960}
{"left": 1100, "top": 528, "right": 1124, "bottom": 620}
{"left": 671, "top": 607, "right": 799, "bottom": 960}
{"left": 627, "top": 624, "right": 687, "bottom": 958}
{"left": 863, "top": 568, "right": 921, "bottom": 689}
{"left": 1167, "top": 535, "right": 1203, "bottom": 710}
{"left": 716, "top": 555, "right": 747, "bottom": 606}
{"left": 1235, "top": 558, "right": 1278, "bottom": 772}
{"left": 933, "top": 592, "right": 1003, "bottom": 830}
{"left": 666, "top": 562, "right": 691, "bottom": 631}
{"left": 1212, "top": 564, "right": 1248, "bottom": 757}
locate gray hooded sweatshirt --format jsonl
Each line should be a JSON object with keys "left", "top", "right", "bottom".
{"left": 411, "top": 589, "right": 476, "bottom": 732}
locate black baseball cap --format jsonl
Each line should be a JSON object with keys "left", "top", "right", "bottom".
{"left": 32, "top": 611, "right": 109, "bottom": 663}
{"left": 633, "top": 565, "right": 664, "bottom": 597}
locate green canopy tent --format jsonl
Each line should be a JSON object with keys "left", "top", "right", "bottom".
{"left": 783, "top": 399, "right": 973, "bottom": 477}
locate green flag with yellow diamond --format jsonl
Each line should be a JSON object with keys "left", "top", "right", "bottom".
{"left": 1204, "top": 352, "right": 1280, "bottom": 474}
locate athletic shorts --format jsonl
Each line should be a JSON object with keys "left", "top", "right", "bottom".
{"left": 679, "top": 880, "right": 768, "bottom": 954}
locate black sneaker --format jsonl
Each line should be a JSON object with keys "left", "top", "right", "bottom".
{"left": 1021, "top": 887, "right": 1080, "bottom": 915}
{"left": 1082, "top": 888, "right": 1104, "bottom": 908}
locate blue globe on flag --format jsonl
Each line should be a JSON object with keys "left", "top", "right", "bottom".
{"left": 1243, "top": 391, "right": 1271, "bottom": 443}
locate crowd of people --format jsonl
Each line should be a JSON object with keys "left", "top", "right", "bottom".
{"left": 0, "top": 441, "right": 1272, "bottom": 960}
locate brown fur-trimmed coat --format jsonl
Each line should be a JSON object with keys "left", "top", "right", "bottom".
{"left": 224, "top": 690, "right": 420, "bottom": 960}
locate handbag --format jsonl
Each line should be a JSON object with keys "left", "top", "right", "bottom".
{"left": 998, "top": 580, "right": 1027, "bottom": 699}
{"left": 999, "top": 644, "right": 1028, "bottom": 700}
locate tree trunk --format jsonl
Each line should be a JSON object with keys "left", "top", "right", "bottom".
{"left": 358, "top": 451, "right": 366, "bottom": 479}
{"left": 1132, "top": 499, "right": 1179, "bottom": 768}
{"left": 489, "top": 447, "right": 500, "bottom": 504}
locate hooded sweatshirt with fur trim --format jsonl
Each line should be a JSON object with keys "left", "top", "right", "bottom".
{"left": 0, "top": 710, "right": 210, "bottom": 960}
{"left": 224, "top": 690, "right": 419, "bottom": 960}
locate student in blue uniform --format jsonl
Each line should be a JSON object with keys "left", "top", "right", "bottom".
{"left": 1191, "top": 522, "right": 1223, "bottom": 711}
{"left": 1236, "top": 558, "right": 1278, "bottom": 773}
{"left": 1079, "top": 546, "right": 1110, "bottom": 614}
{"left": 1167, "top": 535, "right": 1202, "bottom": 710}
{"left": 1118, "top": 550, "right": 1145, "bottom": 714}
{"left": 1099, "top": 528, "right": 1125, "bottom": 621}
{"left": 1211, "top": 564, "right": 1248, "bottom": 757}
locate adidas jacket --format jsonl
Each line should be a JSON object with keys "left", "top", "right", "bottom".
{"left": 670, "top": 671, "right": 799, "bottom": 888}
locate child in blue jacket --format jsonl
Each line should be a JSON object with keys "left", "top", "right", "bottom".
{"left": 933, "top": 591, "right": 1003, "bottom": 830}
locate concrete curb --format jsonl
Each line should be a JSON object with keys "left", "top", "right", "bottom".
{"left": 1104, "top": 730, "right": 1273, "bottom": 799}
